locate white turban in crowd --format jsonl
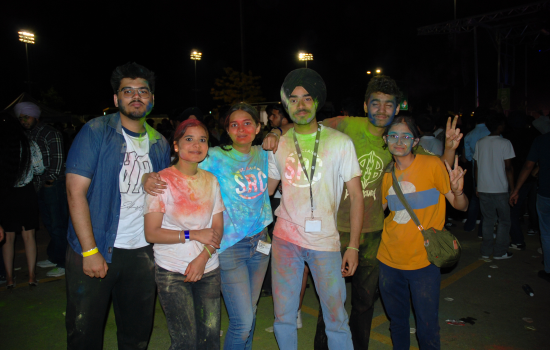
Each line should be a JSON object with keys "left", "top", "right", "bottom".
{"left": 14, "top": 102, "right": 41, "bottom": 119}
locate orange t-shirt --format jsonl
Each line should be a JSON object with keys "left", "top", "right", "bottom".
{"left": 377, "top": 155, "right": 451, "bottom": 270}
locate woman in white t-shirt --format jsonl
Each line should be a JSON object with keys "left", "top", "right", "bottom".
{"left": 144, "top": 119, "right": 225, "bottom": 350}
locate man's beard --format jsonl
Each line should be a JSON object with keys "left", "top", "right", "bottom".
{"left": 290, "top": 109, "right": 315, "bottom": 125}
{"left": 118, "top": 99, "right": 150, "bottom": 120}
{"left": 368, "top": 112, "right": 395, "bottom": 127}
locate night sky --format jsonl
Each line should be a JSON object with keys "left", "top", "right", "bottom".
{"left": 2, "top": 0, "right": 549, "bottom": 117}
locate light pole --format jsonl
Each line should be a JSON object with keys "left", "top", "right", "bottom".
{"left": 190, "top": 51, "right": 202, "bottom": 106}
{"left": 298, "top": 52, "right": 313, "bottom": 68}
{"left": 366, "top": 68, "right": 382, "bottom": 75}
{"left": 19, "top": 30, "right": 35, "bottom": 95}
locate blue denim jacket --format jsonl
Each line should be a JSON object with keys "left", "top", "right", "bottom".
{"left": 66, "top": 113, "right": 170, "bottom": 262}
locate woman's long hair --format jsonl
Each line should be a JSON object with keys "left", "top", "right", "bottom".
{"left": 0, "top": 111, "right": 31, "bottom": 188}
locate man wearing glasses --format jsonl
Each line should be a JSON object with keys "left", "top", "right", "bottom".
{"left": 65, "top": 62, "right": 170, "bottom": 349}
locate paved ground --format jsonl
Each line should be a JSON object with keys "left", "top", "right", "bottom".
{"left": 1, "top": 218, "right": 548, "bottom": 349}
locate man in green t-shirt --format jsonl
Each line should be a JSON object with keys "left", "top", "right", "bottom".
{"left": 264, "top": 75, "right": 461, "bottom": 349}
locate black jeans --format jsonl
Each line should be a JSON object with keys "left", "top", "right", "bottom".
{"left": 314, "top": 230, "right": 382, "bottom": 350}
{"left": 156, "top": 265, "right": 221, "bottom": 350}
{"left": 65, "top": 245, "right": 156, "bottom": 350}
{"left": 38, "top": 178, "right": 69, "bottom": 268}
{"left": 510, "top": 182, "right": 534, "bottom": 245}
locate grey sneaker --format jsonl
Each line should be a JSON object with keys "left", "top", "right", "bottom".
{"left": 46, "top": 267, "right": 65, "bottom": 277}
{"left": 37, "top": 260, "right": 56, "bottom": 268}
{"left": 494, "top": 252, "right": 513, "bottom": 260}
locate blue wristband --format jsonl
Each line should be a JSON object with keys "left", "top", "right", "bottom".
{"left": 275, "top": 127, "right": 283, "bottom": 135}
{"left": 184, "top": 230, "right": 190, "bottom": 240}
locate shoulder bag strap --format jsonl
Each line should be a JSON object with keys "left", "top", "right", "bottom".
{"left": 391, "top": 166, "right": 425, "bottom": 232}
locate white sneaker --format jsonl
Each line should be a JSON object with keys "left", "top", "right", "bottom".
{"left": 46, "top": 267, "right": 65, "bottom": 277}
{"left": 494, "top": 252, "right": 513, "bottom": 260}
{"left": 538, "top": 247, "right": 543, "bottom": 255}
{"left": 37, "top": 260, "right": 56, "bottom": 268}
{"left": 297, "top": 309, "right": 303, "bottom": 329}
{"left": 462, "top": 219, "right": 467, "bottom": 223}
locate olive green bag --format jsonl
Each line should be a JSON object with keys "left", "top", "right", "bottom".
{"left": 391, "top": 166, "right": 461, "bottom": 268}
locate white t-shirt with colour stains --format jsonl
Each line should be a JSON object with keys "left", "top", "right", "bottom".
{"left": 115, "top": 128, "right": 152, "bottom": 249}
{"left": 144, "top": 167, "right": 225, "bottom": 274}
{"left": 268, "top": 125, "right": 361, "bottom": 252}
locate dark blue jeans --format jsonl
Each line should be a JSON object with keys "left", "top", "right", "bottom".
{"left": 156, "top": 265, "right": 221, "bottom": 350}
{"left": 220, "top": 229, "right": 270, "bottom": 350}
{"left": 379, "top": 262, "right": 441, "bottom": 350}
{"left": 38, "top": 178, "right": 69, "bottom": 268}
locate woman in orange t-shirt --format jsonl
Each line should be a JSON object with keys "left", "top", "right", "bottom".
{"left": 377, "top": 116, "right": 468, "bottom": 350}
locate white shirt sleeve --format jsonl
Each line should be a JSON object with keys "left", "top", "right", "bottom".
{"left": 268, "top": 151, "right": 281, "bottom": 180}
{"left": 473, "top": 142, "right": 479, "bottom": 161}
{"left": 504, "top": 140, "right": 516, "bottom": 160}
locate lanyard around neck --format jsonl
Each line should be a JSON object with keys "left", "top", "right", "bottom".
{"left": 292, "top": 124, "right": 322, "bottom": 217}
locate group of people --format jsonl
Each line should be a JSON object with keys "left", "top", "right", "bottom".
{"left": 7, "top": 58, "right": 548, "bottom": 350}
{"left": 33, "top": 60, "right": 466, "bottom": 350}
{"left": 0, "top": 100, "right": 69, "bottom": 288}
{"left": 458, "top": 105, "right": 550, "bottom": 281}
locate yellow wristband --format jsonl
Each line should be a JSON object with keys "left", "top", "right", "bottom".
{"left": 82, "top": 247, "right": 99, "bottom": 257}
{"left": 203, "top": 245, "right": 212, "bottom": 259}
{"left": 346, "top": 246, "right": 359, "bottom": 252}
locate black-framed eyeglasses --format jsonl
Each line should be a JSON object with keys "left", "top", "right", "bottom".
{"left": 117, "top": 87, "right": 152, "bottom": 98}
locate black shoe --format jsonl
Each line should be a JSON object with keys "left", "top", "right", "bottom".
{"left": 509, "top": 243, "right": 526, "bottom": 251}
{"left": 538, "top": 270, "right": 550, "bottom": 283}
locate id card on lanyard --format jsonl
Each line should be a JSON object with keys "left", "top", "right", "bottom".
{"left": 293, "top": 125, "right": 323, "bottom": 233}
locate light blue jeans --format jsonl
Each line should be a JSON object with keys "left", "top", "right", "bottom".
{"left": 537, "top": 194, "right": 550, "bottom": 273}
{"left": 272, "top": 236, "right": 353, "bottom": 350}
{"left": 219, "top": 229, "right": 270, "bottom": 350}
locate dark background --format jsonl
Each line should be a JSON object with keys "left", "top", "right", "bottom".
{"left": 2, "top": 0, "right": 549, "bottom": 116}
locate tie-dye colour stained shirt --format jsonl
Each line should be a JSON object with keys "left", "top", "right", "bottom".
{"left": 199, "top": 145, "right": 274, "bottom": 253}
{"left": 144, "top": 167, "right": 225, "bottom": 274}
{"left": 268, "top": 125, "right": 362, "bottom": 252}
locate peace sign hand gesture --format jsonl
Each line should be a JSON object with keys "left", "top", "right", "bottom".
{"left": 445, "top": 115, "right": 463, "bottom": 151}
{"left": 444, "top": 155, "right": 467, "bottom": 193}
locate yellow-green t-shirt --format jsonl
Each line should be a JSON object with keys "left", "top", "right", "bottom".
{"left": 323, "top": 116, "right": 436, "bottom": 234}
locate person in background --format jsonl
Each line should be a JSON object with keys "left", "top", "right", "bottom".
{"left": 474, "top": 114, "right": 515, "bottom": 260}
{"left": 510, "top": 131, "right": 550, "bottom": 282}
{"left": 416, "top": 114, "right": 443, "bottom": 156}
{"left": 463, "top": 107, "right": 491, "bottom": 235}
{"left": 0, "top": 112, "right": 44, "bottom": 288}
{"left": 16, "top": 101, "right": 68, "bottom": 278}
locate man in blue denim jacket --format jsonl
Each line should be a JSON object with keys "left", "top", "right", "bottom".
{"left": 64, "top": 62, "right": 170, "bottom": 349}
